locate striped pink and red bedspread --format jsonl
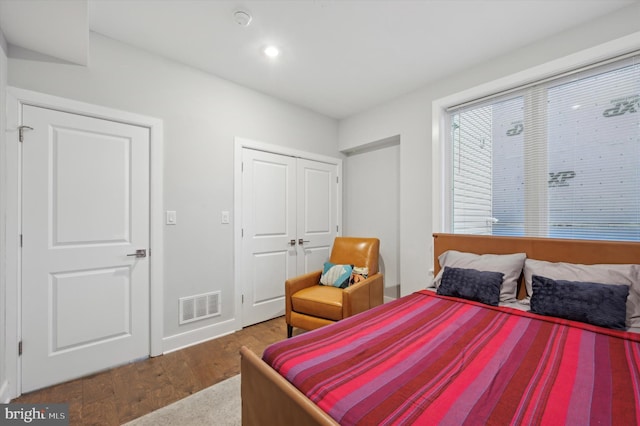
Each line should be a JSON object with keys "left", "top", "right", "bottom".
{"left": 263, "top": 291, "right": 640, "bottom": 425}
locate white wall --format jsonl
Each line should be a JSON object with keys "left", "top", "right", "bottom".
{"left": 7, "top": 32, "right": 340, "bottom": 349}
{"left": 344, "top": 140, "right": 400, "bottom": 300}
{"left": 339, "top": 3, "right": 640, "bottom": 296}
{"left": 0, "top": 28, "right": 8, "bottom": 402}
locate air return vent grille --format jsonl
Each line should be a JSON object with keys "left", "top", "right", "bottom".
{"left": 179, "top": 291, "right": 221, "bottom": 325}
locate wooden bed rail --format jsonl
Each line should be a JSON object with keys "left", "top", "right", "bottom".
{"left": 240, "top": 346, "right": 338, "bottom": 426}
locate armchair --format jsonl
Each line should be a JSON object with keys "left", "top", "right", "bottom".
{"left": 285, "top": 237, "right": 384, "bottom": 338}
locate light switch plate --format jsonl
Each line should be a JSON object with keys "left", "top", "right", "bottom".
{"left": 221, "top": 211, "right": 230, "bottom": 224}
{"left": 166, "top": 210, "right": 177, "bottom": 225}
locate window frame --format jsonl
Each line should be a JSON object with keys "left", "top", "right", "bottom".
{"left": 432, "top": 35, "right": 640, "bottom": 235}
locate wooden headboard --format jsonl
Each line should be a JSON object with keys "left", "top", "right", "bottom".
{"left": 433, "top": 233, "right": 640, "bottom": 299}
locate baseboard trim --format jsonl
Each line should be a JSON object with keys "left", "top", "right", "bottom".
{"left": 0, "top": 379, "right": 12, "bottom": 403}
{"left": 162, "top": 318, "right": 238, "bottom": 354}
{"left": 384, "top": 295, "right": 397, "bottom": 304}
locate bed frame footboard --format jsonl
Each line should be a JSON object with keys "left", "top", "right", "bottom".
{"left": 240, "top": 346, "right": 338, "bottom": 426}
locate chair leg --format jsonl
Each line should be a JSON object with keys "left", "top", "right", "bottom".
{"left": 287, "top": 324, "right": 293, "bottom": 338}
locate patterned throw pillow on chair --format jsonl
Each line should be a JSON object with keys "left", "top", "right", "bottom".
{"left": 350, "top": 266, "right": 369, "bottom": 285}
{"left": 320, "top": 262, "right": 353, "bottom": 288}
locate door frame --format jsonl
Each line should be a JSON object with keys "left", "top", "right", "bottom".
{"left": 233, "top": 137, "right": 343, "bottom": 329}
{"left": 3, "top": 87, "right": 164, "bottom": 398}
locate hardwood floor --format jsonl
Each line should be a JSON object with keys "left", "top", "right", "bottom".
{"left": 12, "top": 316, "right": 291, "bottom": 425}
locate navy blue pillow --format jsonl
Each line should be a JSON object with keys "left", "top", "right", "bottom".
{"left": 437, "top": 267, "right": 503, "bottom": 306}
{"left": 530, "top": 275, "right": 629, "bottom": 330}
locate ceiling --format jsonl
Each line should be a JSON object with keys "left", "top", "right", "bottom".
{"left": 0, "top": 1, "right": 638, "bottom": 119}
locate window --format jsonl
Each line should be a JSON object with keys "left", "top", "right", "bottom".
{"left": 446, "top": 54, "right": 640, "bottom": 241}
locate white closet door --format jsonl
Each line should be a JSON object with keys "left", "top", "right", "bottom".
{"left": 241, "top": 148, "right": 339, "bottom": 327}
{"left": 296, "top": 159, "right": 337, "bottom": 274}
{"left": 241, "top": 149, "right": 298, "bottom": 326}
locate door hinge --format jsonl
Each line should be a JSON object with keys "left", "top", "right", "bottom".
{"left": 241, "top": 228, "right": 244, "bottom": 237}
{"left": 336, "top": 225, "right": 339, "bottom": 232}
{"left": 19, "top": 234, "right": 23, "bottom": 247}
{"left": 336, "top": 176, "right": 339, "bottom": 184}
{"left": 18, "top": 341, "right": 22, "bottom": 356}
{"left": 18, "top": 125, "right": 33, "bottom": 143}
{"left": 241, "top": 294, "right": 244, "bottom": 304}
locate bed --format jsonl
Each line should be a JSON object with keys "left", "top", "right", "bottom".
{"left": 240, "top": 233, "right": 640, "bottom": 425}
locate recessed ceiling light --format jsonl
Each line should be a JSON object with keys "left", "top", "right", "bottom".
{"left": 264, "top": 45, "right": 280, "bottom": 58}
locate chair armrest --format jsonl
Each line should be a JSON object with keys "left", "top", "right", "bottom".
{"left": 285, "top": 270, "right": 322, "bottom": 323}
{"left": 342, "top": 272, "right": 384, "bottom": 316}
{"left": 285, "top": 270, "right": 322, "bottom": 297}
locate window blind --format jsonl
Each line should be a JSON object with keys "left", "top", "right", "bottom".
{"left": 447, "top": 54, "right": 640, "bottom": 241}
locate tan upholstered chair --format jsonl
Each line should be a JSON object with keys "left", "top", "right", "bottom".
{"left": 285, "top": 237, "right": 384, "bottom": 338}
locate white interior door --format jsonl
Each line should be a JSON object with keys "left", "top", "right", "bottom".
{"left": 296, "top": 159, "right": 337, "bottom": 273}
{"left": 242, "top": 149, "right": 297, "bottom": 327}
{"left": 21, "top": 105, "right": 150, "bottom": 392}
{"left": 241, "top": 149, "right": 339, "bottom": 327}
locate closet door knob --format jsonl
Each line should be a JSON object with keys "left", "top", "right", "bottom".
{"left": 127, "top": 249, "right": 147, "bottom": 258}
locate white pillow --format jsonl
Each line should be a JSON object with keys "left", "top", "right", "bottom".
{"left": 524, "top": 258, "right": 640, "bottom": 328}
{"left": 430, "top": 250, "right": 526, "bottom": 303}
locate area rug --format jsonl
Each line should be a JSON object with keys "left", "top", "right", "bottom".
{"left": 125, "top": 375, "right": 240, "bottom": 426}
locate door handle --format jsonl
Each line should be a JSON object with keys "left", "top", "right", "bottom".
{"left": 127, "top": 249, "right": 147, "bottom": 258}
{"left": 289, "top": 239, "right": 296, "bottom": 246}
{"left": 298, "top": 239, "right": 310, "bottom": 245}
